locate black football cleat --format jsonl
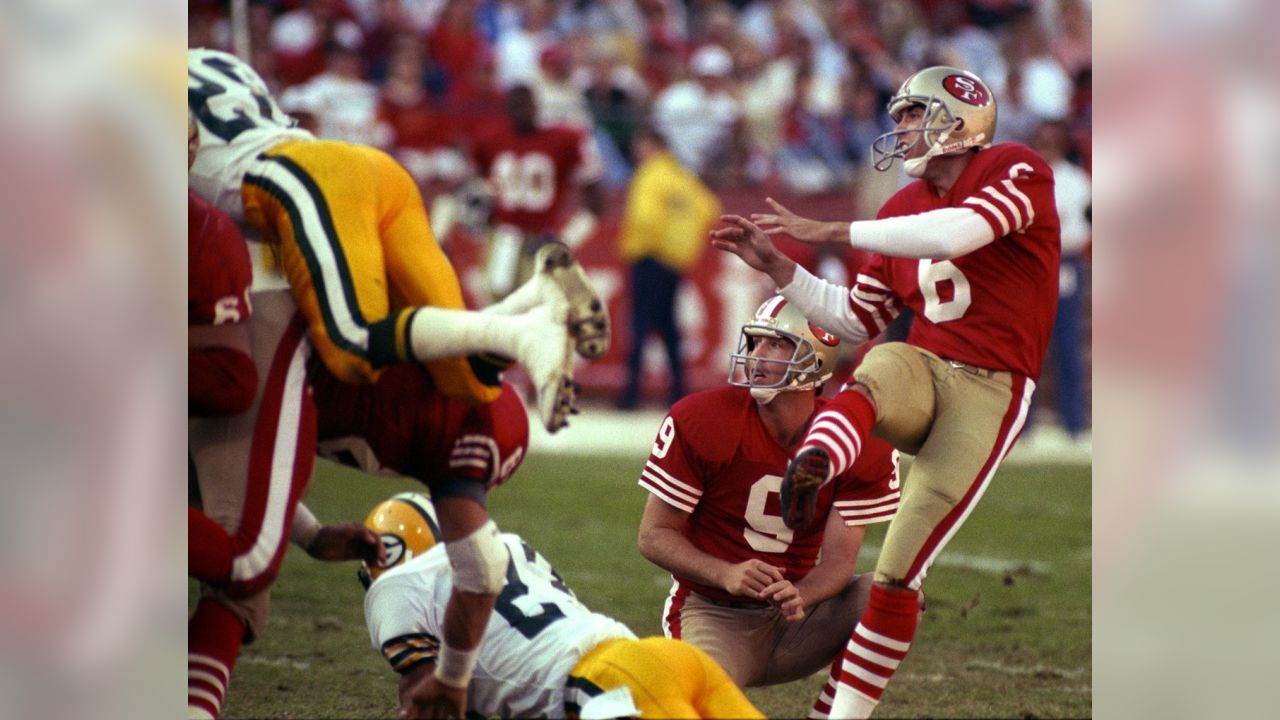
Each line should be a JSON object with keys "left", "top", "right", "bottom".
{"left": 780, "top": 447, "right": 830, "bottom": 530}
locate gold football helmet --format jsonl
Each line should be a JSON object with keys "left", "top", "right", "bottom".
{"left": 871, "top": 66, "right": 997, "bottom": 175}
{"left": 729, "top": 295, "right": 843, "bottom": 402}
{"left": 358, "top": 492, "right": 442, "bottom": 589}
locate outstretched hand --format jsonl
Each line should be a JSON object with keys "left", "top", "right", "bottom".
{"left": 710, "top": 215, "right": 797, "bottom": 287}
{"left": 306, "top": 523, "right": 386, "bottom": 565}
{"left": 751, "top": 197, "right": 842, "bottom": 245}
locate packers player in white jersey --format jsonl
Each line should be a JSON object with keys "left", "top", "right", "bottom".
{"left": 187, "top": 47, "right": 610, "bottom": 433}
{"left": 361, "top": 493, "right": 764, "bottom": 720}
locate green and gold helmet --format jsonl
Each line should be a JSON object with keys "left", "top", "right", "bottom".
{"left": 358, "top": 492, "right": 442, "bottom": 590}
{"left": 871, "top": 66, "right": 997, "bottom": 175}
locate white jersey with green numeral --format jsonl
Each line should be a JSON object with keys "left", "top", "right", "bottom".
{"left": 187, "top": 48, "right": 313, "bottom": 221}
{"left": 364, "top": 533, "right": 634, "bottom": 718}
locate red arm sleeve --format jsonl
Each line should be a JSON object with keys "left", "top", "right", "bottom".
{"left": 189, "top": 346, "right": 257, "bottom": 416}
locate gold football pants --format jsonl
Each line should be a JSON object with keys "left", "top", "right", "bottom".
{"left": 566, "top": 637, "right": 764, "bottom": 719}
{"left": 241, "top": 139, "right": 499, "bottom": 403}
{"left": 852, "top": 342, "right": 1034, "bottom": 588}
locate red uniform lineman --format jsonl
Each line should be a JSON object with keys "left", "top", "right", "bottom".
{"left": 713, "top": 66, "right": 1061, "bottom": 718}
{"left": 310, "top": 362, "right": 529, "bottom": 495}
{"left": 188, "top": 189, "right": 254, "bottom": 417}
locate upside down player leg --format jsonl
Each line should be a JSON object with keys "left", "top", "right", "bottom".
{"left": 242, "top": 141, "right": 601, "bottom": 432}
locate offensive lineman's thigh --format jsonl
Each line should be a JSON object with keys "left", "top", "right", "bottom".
{"left": 764, "top": 574, "right": 873, "bottom": 685}
{"left": 666, "top": 590, "right": 774, "bottom": 687}
{"left": 189, "top": 291, "right": 316, "bottom": 603}
{"left": 853, "top": 342, "right": 936, "bottom": 455}
{"left": 568, "top": 638, "right": 763, "bottom": 720}
{"left": 875, "top": 360, "right": 1033, "bottom": 588}
{"left": 242, "top": 141, "right": 395, "bottom": 384}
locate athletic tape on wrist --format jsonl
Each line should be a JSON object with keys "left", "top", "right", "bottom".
{"left": 433, "top": 642, "right": 478, "bottom": 689}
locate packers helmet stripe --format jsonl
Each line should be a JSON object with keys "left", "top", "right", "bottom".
{"left": 391, "top": 492, "right": 443, "bottom": 544}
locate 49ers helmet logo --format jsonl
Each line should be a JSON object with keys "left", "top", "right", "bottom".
{"left": 808, "top": 321, "right": 839, "bottom": 347}
{"left": 943, "top": 74, "right": 990, "bottom": 106}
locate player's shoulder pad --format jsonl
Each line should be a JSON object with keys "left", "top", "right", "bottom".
{"left": 665, "top": 386, "right": 751, "bottom": 464}
{"left": 979, "top": 142, "right": 1053, "bottom": 177}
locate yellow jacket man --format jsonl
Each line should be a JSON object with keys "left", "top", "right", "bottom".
{"left": 617, "top": 128, "right": 721, "bottom": 408}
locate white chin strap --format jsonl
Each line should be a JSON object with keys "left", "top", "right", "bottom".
{"left": 903, "top": 121, "right": 965, "bottom": 177}
{"left": 751, "top": 379, "right": 814, "bottom": 405}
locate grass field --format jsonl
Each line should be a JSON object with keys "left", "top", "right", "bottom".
{"left": 211, "top": 452, "right": 1091, "bottom": 719}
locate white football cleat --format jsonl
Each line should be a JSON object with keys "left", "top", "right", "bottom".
{"left": 533, "top": 241, "right": 611, "bottom": 359}
{"left": 515, "top": 305, "right": 578, "bottom": 433}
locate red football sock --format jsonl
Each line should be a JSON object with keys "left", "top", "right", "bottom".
{"left": 188, "top": 599, "right": 244, "bottom": 719}
{"left": 830, "top": 583, "right": 920, "bottom": 718}
{"left": 189, "top": 507, "right": 233, "bottom": 585}
{"left": 799, "top": 388, "right": 876, "bottom": 478}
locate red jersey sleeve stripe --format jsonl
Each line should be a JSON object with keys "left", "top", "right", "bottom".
{"left": 963, "top": 196, "right": 1010, "bottom": 235}
{"left": 1000, "top": 178, "right": 1036, "bottom": 228}
{"left": 982, "top": 186, "right": 1024, "bottom": 230}
{"left": 639, "top": 474, "right": 697, "bottom": 513}
{"left": 644, "top": 460, "right": 703, "bottom": 498}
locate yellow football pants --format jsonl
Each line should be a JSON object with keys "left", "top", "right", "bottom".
{"left": 241, "top": 139, "right": 499, "bottom": 403}
{"left": 567, "top": 637, "right": 764, "bottom": 719}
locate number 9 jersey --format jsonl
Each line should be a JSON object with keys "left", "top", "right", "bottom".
{"left": 639, "top": 386, "right": 901, "bottom": 603}
{"left": 188, "top": 48, "right": 313, "bottom": 221}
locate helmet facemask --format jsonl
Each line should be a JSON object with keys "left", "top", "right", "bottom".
{"left": 871, "top": 96, "right": 967, "bottom": 176}
{"left": 870, "top": 67, "right": 996, "bottom": 177}
{"left": 728, "top": 328, "right": 825, "bottom": 404}
{"left": 358, "top": 492, "right": 441, "bottom": 590}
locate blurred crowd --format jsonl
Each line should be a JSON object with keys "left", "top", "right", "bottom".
{"left": 189, "top": 0, "right": 1091, "bottom": 194}
{"left": 189, "top": 0, "right": 1092, "bottom": 436}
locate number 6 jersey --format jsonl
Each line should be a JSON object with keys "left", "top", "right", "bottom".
{"left": 364, "top": 534, "right": 634, "bottom": 718}
{"left": 638, "top": 386, "right": 901, "bottom": 603}
{"left": 849, "top": 144, "right": 1061, "bottom": 379}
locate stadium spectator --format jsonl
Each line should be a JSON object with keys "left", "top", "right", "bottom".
{"left": 1031, "top": 118, "right": 1092, "bottom": 441}
{"left": 616, "top": 126, "right": 720, "bottom": 409}
{"left": 494, "top": 0, "right": 560, "bottom": 89}
{"left": 713, "top": 65, "right": 1060, "bottom": 717}
{"left": 428, "top": 0, "right": 490, "bottom": 96}
{"left": 269, "top": 0, "right": 364, "bottom": 87}
{"left": 635, "top": 296, "right": 901, "bottom": 708}
{"left": 279, "top": 43, "right": 391, "bottom": 146}
{"left": 360, "top": 493, "right": 764, "bottom": 719}
{"left": 576, "top": 37, "right": 650, "bottom": 180}
{"left": 652, "top": 43, "right": 743, "bottom": 184}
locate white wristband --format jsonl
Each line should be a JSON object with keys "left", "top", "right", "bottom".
{"left": 433, "top": 642, "right": 478, "bottom": 689}
{"left": 290, "top": 502, "right": 321, "bottom": 550}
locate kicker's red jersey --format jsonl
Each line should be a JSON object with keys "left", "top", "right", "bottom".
{"left": 639, "top": 386, "right": 900, "bottom": 603}
{"left": 310, "top": 361, "right": 528, "bottom": 490}
{"left": 850, "top": 143, "right": 1061, "bottom": 379}
{"left": 471, "top": 122, "right": 586, "bottom": 234}
{"left": 188, "top": 189, "right": 252, "bottom": 327}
